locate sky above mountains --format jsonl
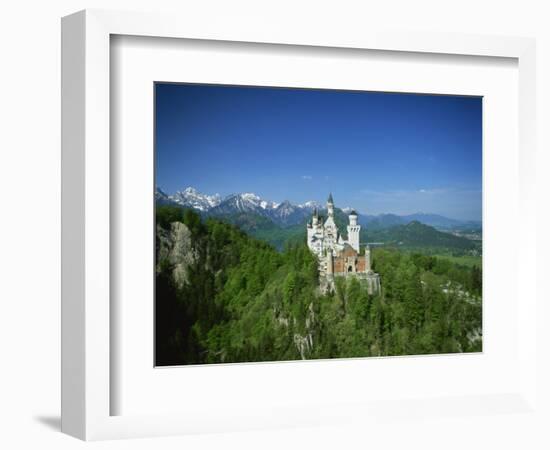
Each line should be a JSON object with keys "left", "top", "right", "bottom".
{"left": 156, "top": 83, "right": 482, "bottom": 221}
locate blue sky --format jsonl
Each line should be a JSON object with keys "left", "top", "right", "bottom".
{"left": 156, "top": 83, "right": 482, "bottom": 220}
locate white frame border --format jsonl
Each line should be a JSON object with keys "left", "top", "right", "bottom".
{"left": 61, "top": 9, "right": 537, "bottom": 441}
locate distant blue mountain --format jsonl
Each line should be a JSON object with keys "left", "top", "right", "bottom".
{"left": 156, "top": 186, "right": 481, "bottom": 230}
{"left": 359, "top": 212, "right": 481, "bottom": 230}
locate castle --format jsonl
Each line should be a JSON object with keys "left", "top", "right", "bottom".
{"left": 307, "top": 194, "right": 381, "bottom": 294}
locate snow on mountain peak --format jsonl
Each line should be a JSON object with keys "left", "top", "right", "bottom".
{"left": 160, "top": 186, "right": 324, "bottom": 220}
{"left": 169, "top": 186, "right": 221, "bottom": 211}
{"left": 241, "top": 192, "right": 260, "bottom": 201}
{"left": 299, "top": 200, "right": 320, "bottom": 209}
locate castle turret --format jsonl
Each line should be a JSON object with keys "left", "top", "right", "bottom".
{"left": 349, "top": 210, "right": 358, "bottom": 226}
{"left": 364, "top": 244, "right": 372, "bottom": 271}
{"left": 347, "top": 210, "right": 360, "bottom": 252}
{"left": 326, "top": 248, "right": 334, "bottom": 277}
{"left": 312, "top": 207, "right": 319, "bottom": 226}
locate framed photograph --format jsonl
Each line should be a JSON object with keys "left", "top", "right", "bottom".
{"left": 153, "top": 82, "right": 483, "bottom": 367}
{"left": 62, "top": 9, "right": 537, "bottom": 441}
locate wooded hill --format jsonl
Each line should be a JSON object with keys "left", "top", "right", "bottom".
{"left": 156, "top": 206, "right": 482, "bottom": 366}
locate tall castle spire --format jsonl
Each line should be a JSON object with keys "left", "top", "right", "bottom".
{"left": 327, "top": 193, "right": 334, "bottom": 216}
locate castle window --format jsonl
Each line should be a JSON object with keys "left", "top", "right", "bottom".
{"left": 348, "top": 265, "right": 353, "bottom": 273}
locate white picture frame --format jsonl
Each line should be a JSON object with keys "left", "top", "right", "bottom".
{"left": 61, "top": 9, "right": 537, "bottom": 441}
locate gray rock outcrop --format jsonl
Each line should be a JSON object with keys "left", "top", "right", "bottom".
{"left": 156, "top": 222, "right": 197, "bottom": 288}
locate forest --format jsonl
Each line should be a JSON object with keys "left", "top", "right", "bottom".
{"left": 155, "top": 206, "right": 482, "bottom": 366}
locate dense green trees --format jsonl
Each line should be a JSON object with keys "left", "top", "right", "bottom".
{"left": 156, "top": 206, "right": 482, "bottom": 366}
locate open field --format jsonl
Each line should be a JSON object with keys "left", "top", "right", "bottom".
{"left": 435, "top": 254, "right": 482, "bottom": 268}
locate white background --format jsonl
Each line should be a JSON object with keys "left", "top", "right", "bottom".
{"left": 0, "top": 1, "right": 548, "bottom": 449}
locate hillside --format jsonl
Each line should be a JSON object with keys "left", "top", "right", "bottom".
{"left": 155, "top": 206, "right": 482, "bottom": 366}
{"left": 363, "top": 221, "right": 479, "bottom": 253}
{"left": 157, "top": 202, "right": 479, "bottom": 254}
{"left": 207, "top": 211, "right": 307, "bottom": 250}
{"left": 202, "top": 207, "right": 354, "bottom": 250}
{"left": 218, "top": 213, "right": 478, "bottom": 255}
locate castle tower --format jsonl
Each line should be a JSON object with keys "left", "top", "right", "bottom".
{"left": 326, "top": 248, "right": 334, "bottom": 277}
{"left": 327, "top": 193, "right": 334, "bottom": 217}
{"left": 347, "top": 210, "right": 360, "bottom": 252}
{"left": 312, "top": 207, "right": 319, "bottom": 226}
{"left": 307, "top": 207, "right": 323, "bottom": 256}
{"left": 364, "top": 244, "right": 372, "bottom": 271}
{"left": 306, "top": 219, "right": 314, "bottom": 247}
{"left": 323, "top": 193, "right": 338, "bottom": 249}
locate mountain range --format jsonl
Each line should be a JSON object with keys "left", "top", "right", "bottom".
{"left": 156, "top": 187, "right": 481, "bottom": 231}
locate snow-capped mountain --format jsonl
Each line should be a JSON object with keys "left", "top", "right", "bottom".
{"left": 299, "top": 200, "right": 321, "bottom": 209}
{"left": 210, "top": 192, "right": 279, "bottom": 214}
{"left": 156, "top": 186, "right": 319, "bottom": 226}
{"left": 155, "top": 186, "right": 480, "bottom": 230}
{"left": 169, "top": 187, "right": 221, "bottom": 211}
{"left": 272, "top": 200, "right": 312, "bottom": 226}
{"left": 209, "top": 193, "right": 315, "bottom": 225}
